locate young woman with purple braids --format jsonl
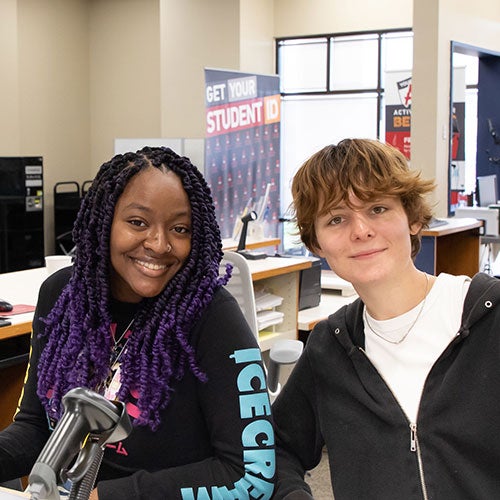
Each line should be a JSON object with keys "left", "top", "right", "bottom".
{"left": 0, "top": 147, "right": 275, "bottom": 499}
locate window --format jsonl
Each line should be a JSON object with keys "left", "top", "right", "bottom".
{"left": 330, "top": 34, "right": 379, "bottom": 90}
{"left": 276, "top": 29, "right": 413, "bottom": 213}
{"left": 278, "top": 38, "right": 328, "bottom": 92}
{"left": 452, "top": 51, "right": 478, "bottom": 195}
{"left": 277, "top": 32, "right": 481, "bottom": 223}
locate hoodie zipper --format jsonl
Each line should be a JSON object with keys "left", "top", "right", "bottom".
{"left": 358, "top": 347, "right": 429, "bottom": 500}
{"left": 409, "top": 422, "right": 429, "bottom": 500}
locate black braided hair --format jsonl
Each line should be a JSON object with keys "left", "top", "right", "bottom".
{"left": 37, "top": 147, "right": 231, "bottom": 430}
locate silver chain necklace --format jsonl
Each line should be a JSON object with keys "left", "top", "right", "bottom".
{"left": 113, "top": 318, "right": 134, "bottom": 346}
{"left": 111, "top": 318, "right": 135, "bottom": 363}
{"left": 99, "top": 318, "right": 135, "bottom": 394}
{"left": 363, "top": 273, "right": 429, "bottom": 345}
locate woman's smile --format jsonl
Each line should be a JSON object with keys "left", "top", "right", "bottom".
{"left": 132, "top": 257, "right": 168, "bottom": 272}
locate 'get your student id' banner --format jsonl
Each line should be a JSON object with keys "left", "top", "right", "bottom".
{"left": 204, "top": 68, "right": 281, "bottom": 239}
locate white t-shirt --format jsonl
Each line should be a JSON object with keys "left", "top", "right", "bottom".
{"left": 364, "top": 273, "right": 471, "bottom": 423}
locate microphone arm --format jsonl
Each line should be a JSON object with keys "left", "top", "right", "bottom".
{"left": 28, "top": 387, "right": 132, "bottom": 500}
{"left": 237, "top": 211, "right": 258, "bottom": 252}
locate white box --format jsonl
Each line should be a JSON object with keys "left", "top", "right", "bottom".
{"left": 454, "top": 206, "right": 500, "bottom": 236}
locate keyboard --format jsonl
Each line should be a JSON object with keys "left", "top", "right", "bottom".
{"left": 428, "top": 218, "right": 448, "bottom": 228}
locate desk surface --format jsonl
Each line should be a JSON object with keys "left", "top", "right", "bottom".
{"left": 222, "top": 237, "right": 280, "bottom": 251}
{"left": 246, "top": 256, "right": 312, "bottom": 281}
{"left": 0, "top": 256, "right": 312, "bottom": 341}
{"left": 422, "top": 217, "right": 482, "bottom": 237}
{"left": 298, "top": 290, "right": 357, "bottom": 331}
{"left": 0, "top": 267, "right": 48, "bottom": 341}
{"left": 0, "top": 487, "right": 28, "bottom": 499}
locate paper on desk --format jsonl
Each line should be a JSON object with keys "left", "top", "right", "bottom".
{"left": 257, "top": 310, "right": 284, "bottom": 331}
{"left": 254, "top": 291, "right": 283, "bottom": 311}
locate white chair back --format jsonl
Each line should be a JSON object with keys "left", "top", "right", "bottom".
{"left": 220, "top": 250, "right": 304, "bottom": 397}
{"left": 220, "top": 251, "right": 259, "bottom": 338}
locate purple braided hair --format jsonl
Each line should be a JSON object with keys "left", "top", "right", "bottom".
{"left": 37, "top": 147, "right": 231, "bottom": 430}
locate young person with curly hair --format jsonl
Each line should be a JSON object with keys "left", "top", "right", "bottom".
{"left": 0, "top": 147, "right": 275, "bottom": 500}
{"left": 272, "top": 138, "right": 500, "bottom": 499}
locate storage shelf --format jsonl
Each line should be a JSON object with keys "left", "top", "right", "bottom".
{"left": 246, "top": 256, "right": 312, "bottom": 351}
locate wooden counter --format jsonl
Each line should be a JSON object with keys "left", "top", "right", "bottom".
{"left": 0, "top": 267, "right": 47, "bottom": 431}
{"left": 221, "top": 237, "right": 280, "bottom": 252}
{"left": 246, "top": 256, "right": 311, "bottom": 281}
{"left": 416, "top": 217, "right": 482, "bottom": 277}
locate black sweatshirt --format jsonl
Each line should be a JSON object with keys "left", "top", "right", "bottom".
{"left": 0, "top": 267, "right": 275, "bottom": 499}
{"left": 272, "top": 272, "right": 500, "bottom": 499}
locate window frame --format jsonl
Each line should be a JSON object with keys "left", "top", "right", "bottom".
{"left": 275, "top": 27, "right": 413, "bottom": 140}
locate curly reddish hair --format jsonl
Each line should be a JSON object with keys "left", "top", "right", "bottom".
{"left": 291, "top": 138, "right": 435, "bottom": 259}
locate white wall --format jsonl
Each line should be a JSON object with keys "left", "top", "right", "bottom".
{"left": 0, "top": 0, "right": 91, "bottom": 253}
{"left": 89, "top": 0, "right": 161, "bottom": 173}
{"left": 0, "top": 0, "right": 20, "bottom": 154}
{"left": 0, "top": 0, "right": 271, "bottom": 255}
{"left": 240, "top": 0, "right": 275, "bottom": 75}
{"left": 159, "top": 0, "right": 240, "bottom": 140}
{"left": 273, "top": 0, "right": 413, "bottom": 36}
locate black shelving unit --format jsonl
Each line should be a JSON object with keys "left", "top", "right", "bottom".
{"left": 0, "top": 156, "right": 44, "bottom": 273}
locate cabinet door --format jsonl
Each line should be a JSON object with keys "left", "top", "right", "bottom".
{"left": 415, "top": 236, "right": 436, "bottom": 275}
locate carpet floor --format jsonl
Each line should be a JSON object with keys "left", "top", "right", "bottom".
{"left": 304, "top": 448, "right": 334, "bottom": 499}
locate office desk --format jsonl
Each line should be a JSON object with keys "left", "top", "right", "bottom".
{"left": 0, "top": 487, "right": 28, "bottom": 499}
{"left": 0, "top": 267, "right": 47, "bottom": 340}
{"left": 222, "top": 237, "right": 280, "bottom": 252}
{"left": 0, "top": 267, "right": 47, "bottom": 431}
{"left": 415, "top": 217, "right": 482, "bottom": 277}
{"left": 298, "top": 290, "right": 357, "bottom": 332}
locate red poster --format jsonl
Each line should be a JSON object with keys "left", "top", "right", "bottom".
{"left": 385, "top": 72, "right": 412, "bottom": 160}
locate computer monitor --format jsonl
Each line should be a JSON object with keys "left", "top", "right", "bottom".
{"left": 281, "top": 218, "right": 306, "bottom": 256}
{"left": 477, "top": 174, "right": 499, "bottom": 207}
